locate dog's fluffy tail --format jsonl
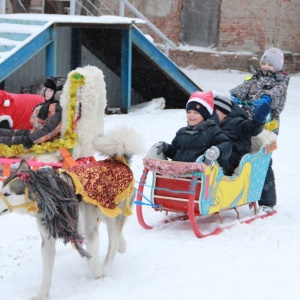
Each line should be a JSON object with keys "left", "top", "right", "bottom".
{"left": 93, "top": 127, "right": 144, "bottom": 160}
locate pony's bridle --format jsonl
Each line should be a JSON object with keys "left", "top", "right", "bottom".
{"left": 0, "top": 178, "right": 37, "bottom": 213}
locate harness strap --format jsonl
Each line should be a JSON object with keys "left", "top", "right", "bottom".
{"left": 0, "top": 186, "right": 36, "bottom": 212}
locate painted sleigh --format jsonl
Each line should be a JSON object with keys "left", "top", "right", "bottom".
{"left": 0, "top": 65, "right": 107, "bottom": 179}
{"left": 135, "top": 138, "right": 277, "bottom": 238}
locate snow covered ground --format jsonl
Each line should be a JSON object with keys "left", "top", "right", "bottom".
{"left": 0, "top": 68, "right": 299, "bottom": 300}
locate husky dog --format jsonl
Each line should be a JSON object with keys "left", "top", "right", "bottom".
{"left": 0, "top": 127, "right": 143, "bottom": 300}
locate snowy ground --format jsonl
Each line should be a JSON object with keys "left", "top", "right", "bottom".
{"left": 0, "top": 68, "right": 299, "bottom": 300}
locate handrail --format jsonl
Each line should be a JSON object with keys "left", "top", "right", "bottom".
{"left": 119, "top": 0, "right": 177, "bottom": 55}
{"left": 71, "top": 0, "right": 178, "bottom": 55}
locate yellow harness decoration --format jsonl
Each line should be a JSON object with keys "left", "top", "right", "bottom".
{"left": 65, "top": 156, "right": 134, "bottom": 217}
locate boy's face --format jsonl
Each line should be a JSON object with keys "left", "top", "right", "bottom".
{"left": 216, "top": 109, "right": 227, "bottom": 122}
{"left": 261, "top": 61, "right": 275, "bottom": 75}
{"left": 187, "top": 110, "right": 204, "bottom": 126}
{"left": 45, "top": 88, "right": 55, "bottom": 100}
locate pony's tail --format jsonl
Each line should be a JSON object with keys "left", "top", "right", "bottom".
{"left": 93, "top": 126, "right": 144, "bottom": 161}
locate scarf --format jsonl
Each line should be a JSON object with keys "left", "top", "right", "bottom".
{"left": 37, "top": 99, "right": 58, "bottom": 120}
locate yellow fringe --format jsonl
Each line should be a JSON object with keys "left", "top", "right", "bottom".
{"left": 0, "top": 72, "right": 85, "bottom": 157}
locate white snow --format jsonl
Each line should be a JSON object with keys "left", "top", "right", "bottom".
{"left": 0, "top": 68, "right": 299, "bottom": 300}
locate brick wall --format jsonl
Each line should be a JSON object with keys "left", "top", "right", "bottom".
{"left": 120, "top": 0, "right": 182, "bottom": 44}
{"left": 169, "top": 49, "right": 300, "bottom": 74}
{"left": 218, "top": 0, "right": 300, "bottom": 53}
{"left": 7, "top": 0, "right": 299, "bottom": 72}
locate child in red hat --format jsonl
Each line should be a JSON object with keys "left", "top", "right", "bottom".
{"left": 155, "top": 90, "right": 232, "bottom": 163}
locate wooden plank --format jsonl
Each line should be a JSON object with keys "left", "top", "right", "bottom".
{"left": 46, "top": 27, "right": 56, "bottom": 78}
{"left": 0, "top": 28, "right": 53, "bottom": 82}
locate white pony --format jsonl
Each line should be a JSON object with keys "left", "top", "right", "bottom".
{"left": 0, "top": 127, "right": 143, "bottom": 300}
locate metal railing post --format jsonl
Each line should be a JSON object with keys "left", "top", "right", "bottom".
{"left": 70, "top": 0, "right": 76, "bottom": 15}
{"left": 119, "top": 0, "right": 125, "bottom": 17}
{"left": 0, "top": 0, "right": 6, "bottom": 14}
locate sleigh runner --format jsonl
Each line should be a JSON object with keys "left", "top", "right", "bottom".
{"left": 136, "top": 144, "right": 277, "bottom": 238}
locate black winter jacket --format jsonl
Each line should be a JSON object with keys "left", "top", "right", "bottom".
{"left": 164, "top": 119, "right": 232, "bottom": 162}
{"left": 216, "top": 103, "right": 264, "bottom": 175}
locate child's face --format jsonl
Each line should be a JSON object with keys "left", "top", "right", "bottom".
{"left": 261, "top": 62, "right": 275, "bottom": 75}
{"left": 187, "top": 110, "right": 204, "bottom": 126}
{"left": 216, "top": 109, "right": 227, "bottom": 121}
{"left": 45, "top": 88, "right": 55, "bottom": 100}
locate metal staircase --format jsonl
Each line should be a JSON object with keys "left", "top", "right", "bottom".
{"left": 0, "top": 5, "right": 202, "bottom": 111}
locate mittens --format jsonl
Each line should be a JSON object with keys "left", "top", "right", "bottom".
{"left": 253, "top": 94, "right": 271, "bottom": 106}
{"left": 155, "top": 141, "right": 169, "bottom": 155}
{"left": 254, "top": 102, "right": 271, "bottom": 124}
{"left": 204, "top": 146, "right": 220, "bottom": 165}
{"left": 23, "top": 132, "right": 34, "bottom": 149}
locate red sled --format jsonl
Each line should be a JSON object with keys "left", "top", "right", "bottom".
{"left": 135, "top": 147, "right": 276, "bottom": 238}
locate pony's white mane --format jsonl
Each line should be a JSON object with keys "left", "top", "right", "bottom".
{"left": 60, "top": 65, "right": 107, "bottom": 160}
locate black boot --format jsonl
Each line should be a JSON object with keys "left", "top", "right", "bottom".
{"left": 0, "top": 120, "right": 11, "bottom": 129}
{"left": 258, "top": 159, "right": 276, "bottom": 208}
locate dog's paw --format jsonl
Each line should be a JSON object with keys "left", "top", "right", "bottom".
{"left": 117, "top": 234, "right": 127, "bottom": 253}
{"left": 30, "top": 293, "right": 49, "bottom": 300}
{"left": 89, "top": 263, "right": 107, "bottom": 278}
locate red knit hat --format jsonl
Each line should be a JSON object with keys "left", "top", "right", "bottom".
{"left": 186, "top": 91, "right": 214, "bottom": 119}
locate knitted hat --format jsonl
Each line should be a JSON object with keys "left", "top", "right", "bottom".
{"left": 186, "top": 91, "right": 214, "bottom": 119}
{"left": 214, "top": 95, "right": 233, "bottom": 115}
{"left": 260, "top": 48, "right": 284, "bottom": 71}
{"left": 44, "top": 77, "right": 57, "bottom": 91}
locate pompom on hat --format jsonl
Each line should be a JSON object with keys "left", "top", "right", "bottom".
{"left": 186, "top": 91, "right": 214, "bottom": 119}
{"left": 260, "top": 48, "right": 284, "bottom": 71}
{"left": 214, "top": 95, "right": 233, "bottom": 115}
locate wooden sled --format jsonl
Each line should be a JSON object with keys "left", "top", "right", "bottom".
{"left": 135, "top": 147, "right": 276, "bottom": 238}
{"left": 0, "top": 65, "right": 106, "bottom": 180}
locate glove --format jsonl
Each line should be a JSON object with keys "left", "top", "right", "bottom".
{"left": 231, "top": 95, "right": 253, "bottom": 106}
{"left": 230, "top": 94, "right": 241, "bottom": 104}
{"left": 23, "top": 132, "right": 34, "bottom": 149}
{"left": 253, "top": 102, "right": 271, "bottom": 124}
{"left": 253, "top": 95, "right": 271, "bottom": 107}
{"left": 204, "top": 146, "right": 220, "bottom": 165}
{"left": 155, "top": 141, "right": 169, "bottom": 155}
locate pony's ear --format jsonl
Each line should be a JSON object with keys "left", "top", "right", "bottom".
{"left": 17, "top": 160, "right": 30, "bottom": 172}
